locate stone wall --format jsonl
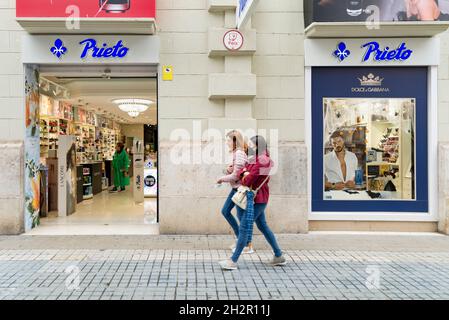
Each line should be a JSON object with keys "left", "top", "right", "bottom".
{"left": 0, "top": 142, "right": 24, "bottom": 235}
{"left": 158, "top": 141, "right": 308, "bottom": 234}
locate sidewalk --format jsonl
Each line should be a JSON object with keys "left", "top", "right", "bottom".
{"left": 0, "top": 233, "right": 449, "bottom": 300}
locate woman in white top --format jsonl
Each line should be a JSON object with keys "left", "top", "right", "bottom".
{"left": 216, "top": 130, "right": 253, "bottom": 254}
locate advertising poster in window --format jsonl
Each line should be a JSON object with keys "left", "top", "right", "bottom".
{"left": 16, "top": 0, "right": 156, "bottom": 18}
{"left": 312, "top": 67, "right": 428, "bottom": 213}
{"left": 305, "top": 0, "right": 449, "bottom": 27}
{"left": 24, "top": 65, "right": 41, "bottom": 231}
{"left": 323, "top": 97, "right": 415, "bottom": 201}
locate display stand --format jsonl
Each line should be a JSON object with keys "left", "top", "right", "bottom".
{"left": 57, "top": 135, "right": 77, "bottom": 217}
{"left": 82, "top": 166, "right": 93, "bottom": 200}
{"left": 133, "top": 138, "right": 144, "bottom": 204}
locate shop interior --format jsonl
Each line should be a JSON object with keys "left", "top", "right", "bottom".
{"left": 32, "top": 66, "right": 158, "bottom": 235}
{"left": 323, "top": 97, "right": 415, "bottom": 201}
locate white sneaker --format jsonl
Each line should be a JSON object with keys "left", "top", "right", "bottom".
{"left": 231, "top": 245, "right": 255, "bottom": 255}
{"left": 219, "top": 259, "right": 238, "bottom": 270}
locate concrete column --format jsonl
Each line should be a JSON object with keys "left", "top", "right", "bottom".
{"left": 0, "top": 142, "right": 24, "bottom": 235}
{"left": 439, "top": 143, "right": 449, "bottom": 234}
{"left": 207, "top": 3, "right": 257, "bottom": 135}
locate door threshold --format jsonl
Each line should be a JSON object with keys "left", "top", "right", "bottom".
{"left": 23, "top": 224, "right": 160, "bottom": 236}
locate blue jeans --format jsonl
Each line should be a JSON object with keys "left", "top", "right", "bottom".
{"left": 231, "top": 203, "right": 282, "bottom": 263}
{"left": 221, "top": 189, "right": 251, "bottom": 243}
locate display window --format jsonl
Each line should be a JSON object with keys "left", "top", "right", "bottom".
{"left": 312, "top": 67, "right": 428, "bottom": 212}
{"left": 323, "top": 97, "right": 415, "bottom": 201}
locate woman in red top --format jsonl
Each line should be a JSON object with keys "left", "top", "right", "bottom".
{"left": 219, "top": 136, "right": 286, "bottom": 270}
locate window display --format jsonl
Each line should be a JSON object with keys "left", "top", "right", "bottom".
{"left": 323, "top": 98, "right": 415, "bottom": 201}
{"left": 305, "top": 0, "right": 449, "bottom": 27}
{"left": 312, "top": 67, "right": 428, "bottom": 213}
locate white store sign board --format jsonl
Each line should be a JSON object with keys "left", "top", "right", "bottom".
{"left": 22, "top": 35, "right": 160, "bottom": 65}
{"left": 305, "top": 37, "right": 440, "bottom": 67}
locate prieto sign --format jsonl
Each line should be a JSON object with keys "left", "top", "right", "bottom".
{"left": 223, "top": 30, "right": 244, "bottom": 51}
{"left": 333, "top": 41, "right": 413, "bottom": 63}
{"left": 49, "top": 38, "right": 130, "bottom": 59}
{"left": 236, "top": 0, "right": 260, "bottom": 29}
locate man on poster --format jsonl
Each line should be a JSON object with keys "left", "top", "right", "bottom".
{"left": 324, "top": 131, "right": 358, "bottom": 190}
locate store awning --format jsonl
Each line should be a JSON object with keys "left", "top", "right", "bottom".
{"left": 16, "top": 18, "right": 156, "bottom": 35}
{"left": 305, "top": 21, "right": 449, "bottom": 39}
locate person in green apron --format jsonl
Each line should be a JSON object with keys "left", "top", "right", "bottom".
{"left": 110, "top": 142, "right": 130, "bottom": 193}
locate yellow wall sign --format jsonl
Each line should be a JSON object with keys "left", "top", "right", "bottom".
{"left": 162, "top": 65, "right": 173, "bottom": 81}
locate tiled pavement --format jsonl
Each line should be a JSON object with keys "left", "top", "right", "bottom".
{"left": 1, "top": 234, "right": 449, "bottom": 300}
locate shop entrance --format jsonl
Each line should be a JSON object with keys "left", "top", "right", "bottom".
{"left": 24, "top": 65, "right": 159, "bottom": 235}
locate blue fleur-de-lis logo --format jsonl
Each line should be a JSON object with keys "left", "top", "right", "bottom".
{"left": 50, "top": 39, "right": 67, "bottom": 59}
{"left": 333, "top": 42, "right": 351, "bottom": 62}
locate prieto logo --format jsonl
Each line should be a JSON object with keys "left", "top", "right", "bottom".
{"left": 333, "top": 42, "right": 351, "bottom": 62}
{"left": 50, "top": 39, "right": 68, "bottom": 59}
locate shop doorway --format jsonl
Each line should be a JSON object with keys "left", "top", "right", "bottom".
{"left": 24, "top": 65, "right": 159, "bottom": 235}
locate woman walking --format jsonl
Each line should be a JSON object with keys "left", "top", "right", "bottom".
{"left": 216, "top": 130, "right": 254, "bottom": 254}
{"left": 110, "top": 142, "right": 130, "bottom": 193}
{"left": 219, "top": 135, "right": 286, "bottom": 270}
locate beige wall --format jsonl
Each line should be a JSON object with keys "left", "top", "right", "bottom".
{"left": 0, "top": 0, "right": 25, "bottom": 141}
{"left": 121, "top": 124, "right": 144, "bottom": 141}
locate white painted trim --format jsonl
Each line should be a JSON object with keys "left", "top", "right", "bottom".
{"left": 17, "top": 18, "right": 157, "bottom": 35}
{"left": 305, "top": 67, "right": 313, "bottom": 218}
{"left": 428, "top": 66, "right": 439, "bottom": 222}
{"left": 306, "top": 65, "right": 438, "bottom": 222}
{"left": 309, "top": 212, "right": 437, "bottom": 222}
{"left": 304, "top": 21, "right": 449, "bottom": 38}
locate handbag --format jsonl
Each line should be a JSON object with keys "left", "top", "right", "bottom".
{"left": 231, "top": 175, "right": 270, "bottom": 210}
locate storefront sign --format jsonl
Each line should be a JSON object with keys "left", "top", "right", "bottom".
{"left": 304, "top": 0, "right": 449, "bottom": 28}
{"left": 23, "top": 35, "right": 159, "bottom": 65}
{"left": 236, "top": 0, "right": 260, "bottom": 29}
{"left": 50, "top": 38, "right": 130, "bottom": 59}
{"left": 333, "top": 41, "right": 413, "bottom": 62}
{"left": 80, "top": 39, "right": 129, "bottom": 59}
{"left": 305, "top": 38, "right": 439, "bottom": 67}
{"left": 16, "top": 0, "right": 156, "bottom": 18}
{"left": 223, "top": 30, "right": 244, "bottom": 51}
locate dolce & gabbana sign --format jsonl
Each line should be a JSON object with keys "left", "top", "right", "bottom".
{"left": 351, "top": 73, "right": 390, "bottom": 93}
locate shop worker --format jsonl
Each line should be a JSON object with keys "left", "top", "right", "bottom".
{"left": 110, "top": 142, "right": 130, "bottom": 193}
{"left": 324, "top": 131, "right": 357, "bottom": 191}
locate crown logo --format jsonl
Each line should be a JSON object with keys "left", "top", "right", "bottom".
{"left": 358, "top": 73, "right": 383, "bottom": 86}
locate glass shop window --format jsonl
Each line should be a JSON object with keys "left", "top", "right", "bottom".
{"left": 322, "top": 98, "right": 415, "bottom": 201}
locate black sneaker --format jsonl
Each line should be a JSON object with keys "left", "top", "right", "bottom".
{"left": 119, "top": 187, "right": 125, "bottom": 192}
{"left": 109, "top": 187, "right": 118, "bottom": 193}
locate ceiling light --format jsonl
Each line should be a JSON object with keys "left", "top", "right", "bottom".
{"left": 112, "top": 98, "right": 153, "bottom": 105}
{"left": 128, "top": 111, "right": 140, "bottom": 118}
{"left": 118, "top": 104, "right": 149, "bottom": 113}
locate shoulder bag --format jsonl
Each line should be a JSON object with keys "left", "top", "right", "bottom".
{"left": 231, "top": 175, "right": 270, "bottom": 210}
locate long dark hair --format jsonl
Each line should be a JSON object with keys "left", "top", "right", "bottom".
{"left": 117, "top": 142, "right": 125, "bottom": 153}
{"left": 67, "top": 144, "right": 76, "bottom": 169}
{"left": 249, "top": 135, "right": 269, "bottom": 157}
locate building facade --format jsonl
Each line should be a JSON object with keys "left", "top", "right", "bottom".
{"left": 1, "top": 0, "right": 449, "bottom": 234}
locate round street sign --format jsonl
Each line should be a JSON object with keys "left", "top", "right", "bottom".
{"left": 223, "top": 30, "right": 244, "bottom": 51}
